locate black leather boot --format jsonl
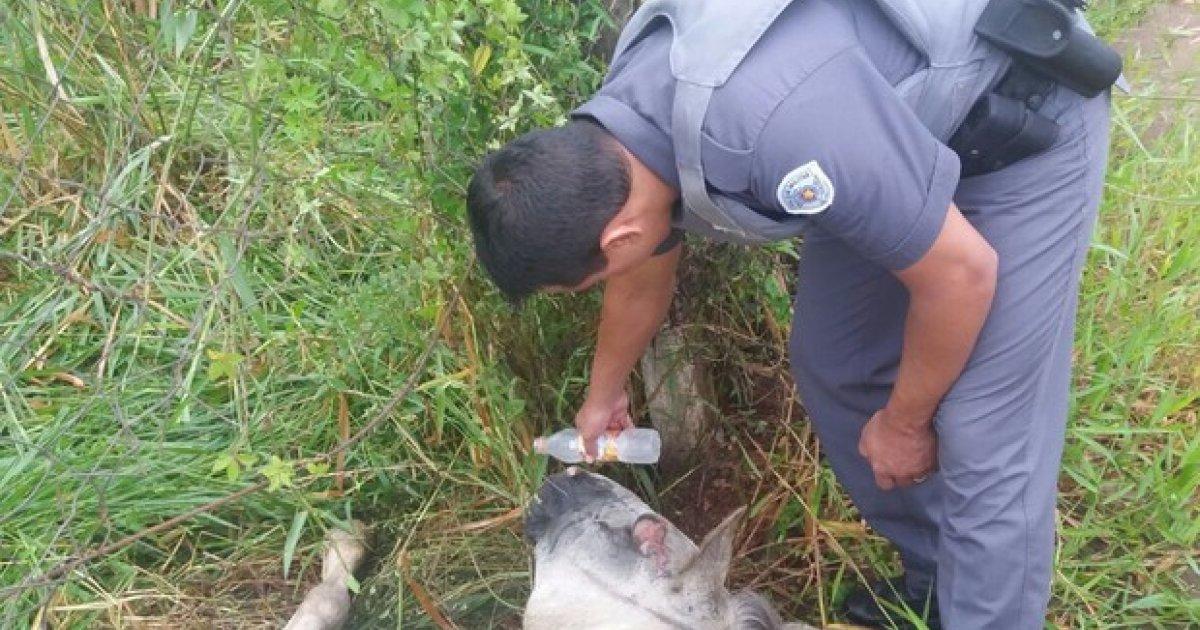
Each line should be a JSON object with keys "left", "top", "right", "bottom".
{"left": 843, "top": 576, "right": 941, "bottom": 629}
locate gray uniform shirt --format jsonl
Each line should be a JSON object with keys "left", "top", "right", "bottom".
{"left": 574, "top": 0, "right": 963, "bottom": 269}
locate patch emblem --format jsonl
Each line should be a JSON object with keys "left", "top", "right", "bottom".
{"left": 776, "top": 161, "right": 834, "bottom": 215}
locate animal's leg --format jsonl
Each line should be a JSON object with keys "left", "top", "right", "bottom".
{"left": 284, "top": 521, "right": 367, "bottom": 630}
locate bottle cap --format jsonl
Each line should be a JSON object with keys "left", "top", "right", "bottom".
{"left": 532, "top": 437, "right": 547, "bottom": 454}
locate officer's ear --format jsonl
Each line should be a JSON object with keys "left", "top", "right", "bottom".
{"left": 599, "top": 222, "right": 643, "bottom": 253}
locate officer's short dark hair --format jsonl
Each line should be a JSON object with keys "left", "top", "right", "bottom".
{"left": 466, "top": 120, "right": 630, "bottom": 303}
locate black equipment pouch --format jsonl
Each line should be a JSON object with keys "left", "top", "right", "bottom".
{"left": 950, "top": 0, "right": 1123, "bottom": 176}
{"left": 975, "top": 0, "right": 1124, "bottom": 98}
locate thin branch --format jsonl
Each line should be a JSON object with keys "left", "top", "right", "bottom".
{"left": 325, "top": 288, "right": 458, "bottom": 462}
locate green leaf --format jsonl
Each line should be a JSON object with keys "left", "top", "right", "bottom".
{"left": 218, "top": 233, "right": 260, "bottom": 312}
{"left": 317, "top": 0, "right": 347, "bottom": 19}
{"left": 158, "top": 0, "right": 176, "bottom": 46}
{"left": 522, "top": 44, "right": 554, "bottom": 59}
{"left": 206, "top": 349, "right": 244, "bottom": 382}
{"left": 344, "top": 573, "right": 360, "bottom": 594}
{"left": 471, "top": 44, "right": 492, "bottom": 76}
{"left": 282, "top": 510, "right": 308, "bottom": 578}
{"left": 305, "top": 461, "right": 331, "bottom": 476}
{"left": 211, "top": 453, "right": 234, "bottom": 476}
{"left": 212, "top": 451, "right": 255, "bottom": 482}
{"left": 374, "top": 0, "right": 421, "bottom": 28}
{"left": 175, "top": 10, "right": 198, "bottom": 59}
{"left": 262, "top": 455, "right": 295, "bottom": 492}
{"left": 1127, "top": 594, "right": 1168, "bottom": 610}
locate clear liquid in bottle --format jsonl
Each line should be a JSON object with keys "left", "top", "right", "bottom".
{"left": 533, "top": 428, "right": 661, "bottom": 464}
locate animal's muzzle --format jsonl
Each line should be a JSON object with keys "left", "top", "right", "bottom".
{"left": 524, "top": 468, "right": 616, "bottom": 543}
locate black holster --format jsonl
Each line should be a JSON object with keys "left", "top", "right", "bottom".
{"left": 951, "top": 90, "right": 1060, "bottom": 177}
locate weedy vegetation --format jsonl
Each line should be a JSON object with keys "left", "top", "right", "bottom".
{"left": 0, "top": 0, "right": 1195, "bottom": 628}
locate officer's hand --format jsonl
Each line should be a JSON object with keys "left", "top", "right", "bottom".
{"left": 858, "top": 409, "right": 938, "bottom": 490}
{"left": 574, "top": 390, "right": 635, "bottom": 463}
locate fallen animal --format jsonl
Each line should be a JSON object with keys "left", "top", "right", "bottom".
{"left": 285, "top": 470, "right": 819, "bottom": 629}
{"left": 524, "top": 467, "right": 817, "bottom": 630}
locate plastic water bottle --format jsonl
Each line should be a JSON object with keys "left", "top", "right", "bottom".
{"left": 533, "top": 428, "right": 661, "bottom": 464}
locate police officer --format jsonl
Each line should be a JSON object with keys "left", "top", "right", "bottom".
{"left": 465, "top": 0, "right": 1113, "bottom": 627}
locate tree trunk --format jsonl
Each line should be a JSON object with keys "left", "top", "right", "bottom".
{"left": 639, "top": 326, "right": 717, "bottom": 475}
{"left": 588, "top": 0, "right": 638, "bottom": 61}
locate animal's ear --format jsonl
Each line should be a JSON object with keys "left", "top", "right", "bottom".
{"left": 675, "top": 506, "right": 745, "bottom": 589}
{"left": 632, "top": 514, "right": 671, "bottom": 576}
{"left": 632, "top": 514, "right": 669, "bottom": 551}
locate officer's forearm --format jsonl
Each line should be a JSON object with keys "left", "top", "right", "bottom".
{"left": 886, "top": 276, "right": 996, "bottom": 428}
{"left": 588, "top": 245, "right": 681, "bottom": 403}
{"left": 887, "top": 206, "right": 998, "bottom": 429}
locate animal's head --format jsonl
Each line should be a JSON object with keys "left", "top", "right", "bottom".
{"left": 522, "top": 468, "right": 785, "bottom": 630}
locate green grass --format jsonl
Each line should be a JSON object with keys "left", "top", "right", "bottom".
{"left": 1, "top": 0, "right": 1197, "bottom": 628}
{"left": 0, "top": 0, "right": 599, "bottom": 625}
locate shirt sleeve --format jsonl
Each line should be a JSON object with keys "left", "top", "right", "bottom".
{"left": 749, "top": 46, "right": 961, "bottom": 270}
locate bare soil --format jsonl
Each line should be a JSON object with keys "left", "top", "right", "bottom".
{"left": 657, "top": 369, "right": 806, "bottom": 540}
{"left": 1115, "top": 0, "right": 1200, "bottom": 142}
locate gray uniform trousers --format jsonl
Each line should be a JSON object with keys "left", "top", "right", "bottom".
{"left": 790, "top": 85, "right": 1111, "bottom": 629}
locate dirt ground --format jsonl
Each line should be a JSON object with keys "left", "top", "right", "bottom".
{"left": 1115, "top": 0, "right": 1200, "bottom": 141}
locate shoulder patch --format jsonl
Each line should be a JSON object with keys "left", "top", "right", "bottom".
{"left": 776, "top": 161, "right": 835, "bottom": 216}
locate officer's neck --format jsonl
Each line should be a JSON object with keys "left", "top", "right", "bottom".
{"left": 615, "top": 142, "right": 678, "bottom": 226}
